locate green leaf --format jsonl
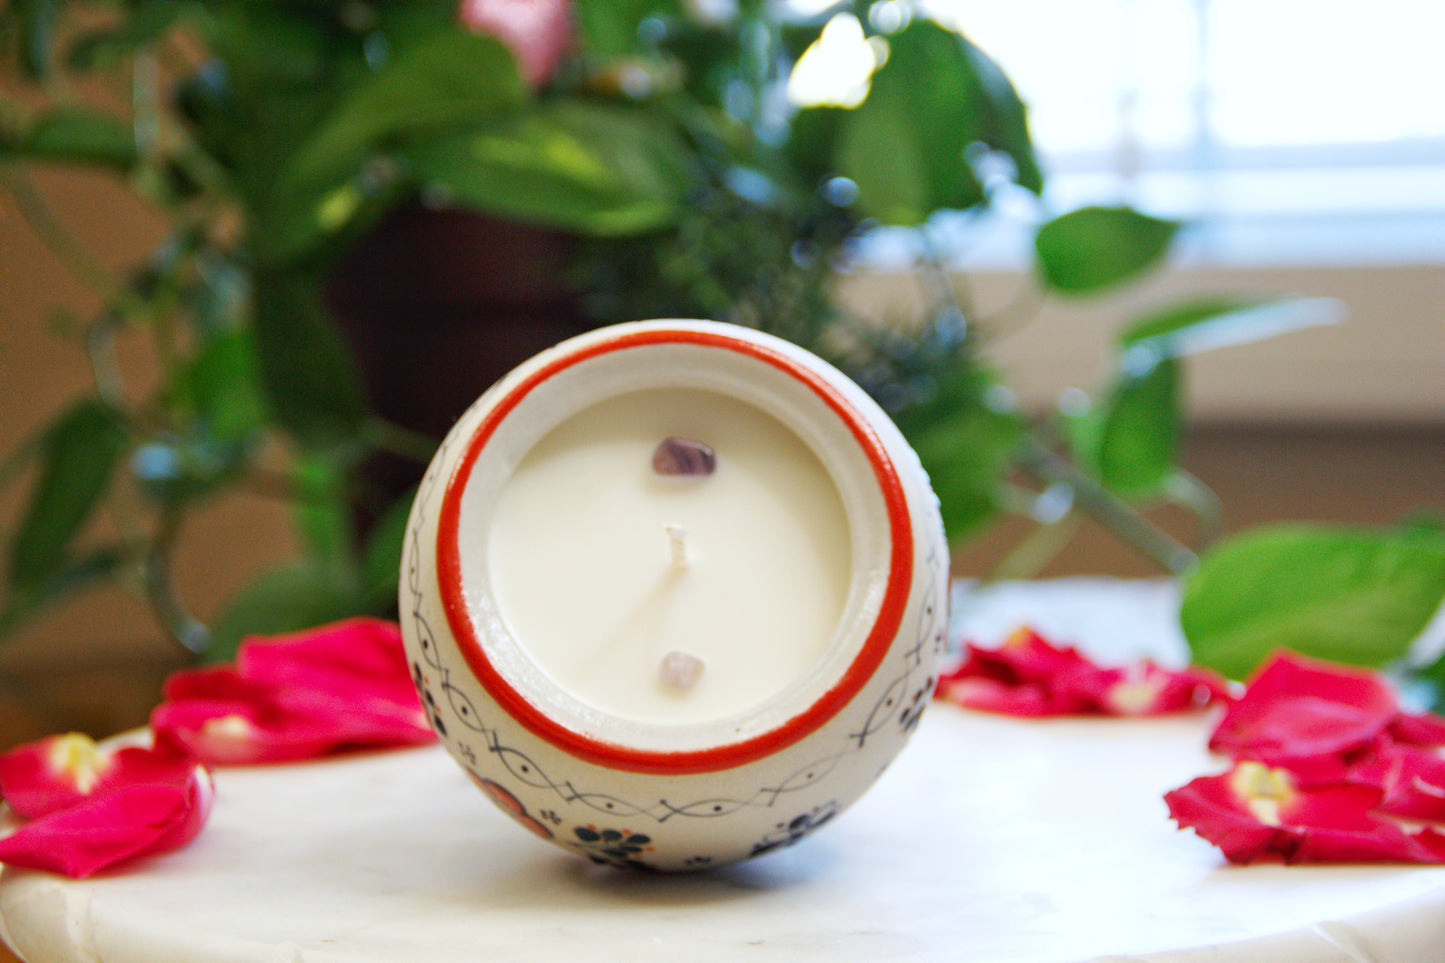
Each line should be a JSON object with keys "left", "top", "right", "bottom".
{"left": 204, "top": 562, "right": 364, "bottom": 662}
{"left": 291, "top": 453, "right": 355, "bottom": 574}
{"left": 665, "top": 21, "right": 751, "bottom": 112}
{"left": 361, "top": 490, "right": 415, "bottom": 610}
{"left": 136, "top": 333, "right": 267, "bottom": 508}
{"left": 836, "top": 21, "right": 986, "bottom": 224}
{"left": 958, "top": 35, "right": 1042, "bottom": 194}
{"left": 257, "top": 29, "right": 528, "bottom": 264}
{"left": 249, "top": 268, "right": 368, "bottom": 450}
{"left": 183, "top": 330, "right": 268, "bottom": 442}
{"left": 891, "top": 365, "right": 1024, "bottom": 542}
{"left": 785, "top": 106, "right": 849, "bottom": 188}
{"left": 573, "top": 0, "right": 676, "bottom": 58}
{"left": 1034, "top": 206, "right": 1180, "bottom": 295}
{"left": 1092, "top": 357, "right": 1180, "bottom": 498}
{"left": 373, "top": 2, "right": 464, "bottom": 57}
{"left": 197, "top": 3, "right": 334, "bottom": 91}
{"left": 66, "top": 2, "right": 181, "bottom": 70}
{"left": 289, "top": 29, "right": 526, "bottom": 185}
{"left": 1120, "top": 296, "right": 1345, "bottom": 359}
{"left": 1182, "top": 524, "right": 1445, "bottom": 681}
{"left": 7, "top": 399, "right": 127, "bottom": 588}
{"left": 15, "top": 108, "right": 137, "bottom": 169}
{"left": 11, "top": 0, "right": 60, "bottom": 77}
{"left": 406, "top": 99, "right": 695, "bottom": 236}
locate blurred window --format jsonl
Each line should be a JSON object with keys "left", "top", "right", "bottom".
{"left": 923, "top": 0, "right": 1445, "bottom": 266}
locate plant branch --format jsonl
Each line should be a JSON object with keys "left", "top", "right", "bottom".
{"left": 1165, "top": 467, "right": 1226, "bottom": 547}
{"left": 364, "top": 418, "right": 439, "bottom": 465}
{"left": 1014, "top": 434, "right": 1199, "bottom": 576}
{"left": 143, "top": 509, "right": 211, "bottom": 657}
{"left": 85, "top": 311, "right": 129, "bottom": 408}
{"left": 4, "top": 169, "right": 116, "bottom": 297}
{"left": 990, "top": 514, "right": 1084, "bottom": 581}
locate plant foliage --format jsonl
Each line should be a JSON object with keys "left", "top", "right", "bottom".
{"left": 2, "top": 0, "right": 1435, "bottom": 690}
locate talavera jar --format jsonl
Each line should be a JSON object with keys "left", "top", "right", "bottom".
{"left": 401, "top": 320, "right": 949, "bottom": 870}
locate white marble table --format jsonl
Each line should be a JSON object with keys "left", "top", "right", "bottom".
{"left": 3, "top": 580, "right": 1443, "bottom": 962}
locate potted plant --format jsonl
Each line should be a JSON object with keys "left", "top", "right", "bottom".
{"left": 3, "top": 0, "right": 1442, "bottom": 702}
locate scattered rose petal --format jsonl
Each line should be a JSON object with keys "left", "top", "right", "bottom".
{"left": 1204, "top": 651, "right": 1445, "bottom": 790}
{"left": 1169, "top": 649, "right": 1445, "bottom": 865}
{"left": 936, "top": 674, "right": 1060, "bottom": 717}
{"left": 0, "top": 765, "right": 213, "bottom": 878}
{"left": 1075, "top": 661, "right": 1234, "bottom": 717}
{"left": 935, "top": 626, "right": 1231, "bottom": 717}
{"left": 152, "top": 617, "right": 435, "bottom": 765}
{"left": 235, "top": 618, "right": 421, "bottom": 706}
{"left": 1165, "top": 760, "right": 1445, "bottom": 865}
{"left": 0, "top": 733, "right": 199, "bottom": 820}
{"left": 1349, "top": 744, "right": 1445, "bottom": 823}
{"left": 1208, "top": 652, "right": 1401, "bottom": 772}
{"left": 1387, "top": 710, "right": 1445, "bottom": 748}
{"left": 458, "top": 0, "right": 573, "bottom": 86}
{"left": 0, "top": 734, "right": 213, "bottom": 879}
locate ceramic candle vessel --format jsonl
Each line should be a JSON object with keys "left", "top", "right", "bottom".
{"left": 401, "top": 320, "right": 949, "bottom": 870}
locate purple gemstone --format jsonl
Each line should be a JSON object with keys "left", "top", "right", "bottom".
{"left": 652, "top": 437, "right": 716, "bottom": 477}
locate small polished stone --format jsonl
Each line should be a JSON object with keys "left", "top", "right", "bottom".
{"left": 652, "top": 437, "right": 716, "bottom": 477}
{"left": 659, "top": 650, "right": 705, "bottom": 690}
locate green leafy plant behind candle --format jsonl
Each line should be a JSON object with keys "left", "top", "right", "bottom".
{"left": 0, "top": 0, "right": 1437, "bottom": 696}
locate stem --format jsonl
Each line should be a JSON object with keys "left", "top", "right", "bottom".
{"left": 86, "top": 312, "right": 129, "bottom": 408}
{"left": 990, "top": 514, "right": 1084, "bottom": 582}
{"left": 918, "top": 227, "right": 974, "bottom": 337}
{"left": 1166, "top": 467, "right": 1226, "bottom": 547}
{"left": 364, "top": 418, "right": 439, "bottom": 465}
{"left": 143, "top": 510, "right": 211, "bottom": 657}
{"left": 4, "top": 169, "right": 116, "bottom": 297}
{"left": 132, "top": 50, "right": 160, "bottom": 158}
{"left": 1015, "top": 434, "right": 1199, "bottom": 576}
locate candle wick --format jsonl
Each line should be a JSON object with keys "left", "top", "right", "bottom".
{"left": 665, "top": 524, "right": 688, "bottom": 568}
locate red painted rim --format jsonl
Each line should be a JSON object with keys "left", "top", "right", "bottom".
{"left": 436, "top": 326, "right": 913, "bottom": 775}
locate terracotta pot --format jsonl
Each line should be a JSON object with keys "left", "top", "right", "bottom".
{"left": 326, "top": 205, "right": 593, "bottom": 521}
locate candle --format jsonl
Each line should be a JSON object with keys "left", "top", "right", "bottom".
{"left": 487, "top": 387, "right": 852, "bottom": 726}
{"left": 403, "top": 320, "right": 949, "bottom": 869}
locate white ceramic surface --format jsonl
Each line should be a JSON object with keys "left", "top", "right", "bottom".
{"left": 400, "top": 320, "right": 950, "bottom": 869}
{"left": 5, "top": 580, "right": 1445, "bottom": 963}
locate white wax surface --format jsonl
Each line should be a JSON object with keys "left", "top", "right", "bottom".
{"left": 488, "top": 388, "right": 852, "bottom": 725}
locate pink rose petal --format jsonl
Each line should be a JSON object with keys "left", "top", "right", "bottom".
{"left": 1170, "top": 651, "right": 1445, "bottom": 865}
{"left": 935, "top": 626, "right": 1231, "bottom": 717}
{"left": 152, "top": 618, "right": 435, "bottom": 765}
{"left": 0, "top": 757, "right": 213, "bottom": 879}
{"left": 1209, "top": 652, "right": 1399, "bottom": 766}
{"left": 1356, "top": 744, "right": 1445, "bottom": 822}
{"left": 152, "top": 703, "right": 338, "bottom": 766}
{"left": 458, "top": 0, "right": 573, "bottom": 86}
{"left": 1165, "top": 761, "right": 1445, "bottom": 865}
{"left": 1388, "top": 710, "right": 1445, "bottom": 748}
{"left": 0, "top": 734, "right": 199, "bottom": 820}
{"left": 1076, "top": 661, "right": 1233, "bottom": 717}
{"left": 936, "top": 675, "right": 1059, "bottom": 717}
